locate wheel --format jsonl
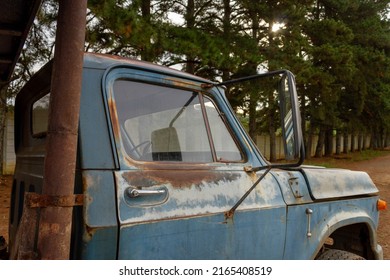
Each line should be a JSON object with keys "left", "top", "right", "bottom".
{"left": 316, "top": 249, "right": 365, "bottom": 260}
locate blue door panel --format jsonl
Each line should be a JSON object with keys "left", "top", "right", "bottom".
{"left": 118, "top": 208, "right": 286, "bottom": 259}
{"left": 115, "top": 169, "right": 287, "bottom": 259}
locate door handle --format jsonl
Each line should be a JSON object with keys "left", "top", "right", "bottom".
{"left": 126, "top": 187, "right": 166, "bottom": 198}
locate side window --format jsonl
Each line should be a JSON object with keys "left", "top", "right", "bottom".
{"left": 113, "top": 79, "right": 243, "bottom": 163}
{"left": 32, "top": 93, "right": 50, "bottom": 137}
{"left": 204, "top": 97, "right": 243, "bottom": 162}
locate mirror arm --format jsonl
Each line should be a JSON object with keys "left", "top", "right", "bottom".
{"left": 216, "top": 70, "right": 290, "bottom": 87}
{"left": 225, "top": 166, "right": 272, "bottom": 220}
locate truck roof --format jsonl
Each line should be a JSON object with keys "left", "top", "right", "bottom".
{"left": 16, "top": 52, "right": 215, "bottom": 106}
{"left": 16, "top": 52, "right": 214, "bottom": 102}
{"left": 84, "top": 52, "right": 212, "bottom": 84}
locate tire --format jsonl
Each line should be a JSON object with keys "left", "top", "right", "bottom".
{"left": 316, "top": 249, "right": 365, "bottom": 260}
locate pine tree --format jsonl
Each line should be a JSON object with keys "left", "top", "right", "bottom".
{"left": 304, "top": 1, "right": 357, "bottom": 157}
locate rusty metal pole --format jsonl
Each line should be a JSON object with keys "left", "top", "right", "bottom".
{"left": 37, "top": 0, "right": 87, "bottom": 259}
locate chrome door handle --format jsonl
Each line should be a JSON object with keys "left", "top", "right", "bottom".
{"left": 126, "top": 187, "right": 166, "bottom": 198}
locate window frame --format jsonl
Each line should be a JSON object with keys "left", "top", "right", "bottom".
{"left": 31, "top": 90, "right": 51, "bottom": 139}
{"left": 104, "top": 68, "right": 247, "bottom": 166}
{"left": 200, "top": 93, "right": 246, "bottom": 163}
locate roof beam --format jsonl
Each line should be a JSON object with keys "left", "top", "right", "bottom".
{"left": 0, "top": 58, "right": 14, "bottom": 64}
{"left": 0, "top": 0, "right": 42, "bottom": 84}
{"left": 0, "top": 28, "right": 23, "bottom": 37}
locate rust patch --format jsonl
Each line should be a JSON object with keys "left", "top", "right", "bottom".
{"left": 26, "top": 193, "right": 84, "bottom": 208}
{"left": 39, "top": 222, "right": 61, "bottom": 235}
{"left": 165, "top": 77, "right": 202, "bottom": 89}
{"left": 124, "top": 156, "right": 220, "bottom": 171}
{"left": 247, "top": 170, "right": 258, "bottom": 182}
{"left": 224, "top": 209, "right": 235, "bottom": 221}
{"left": 82, "top": 174, "right": 94, "bottom": 203}
{"left": 82, "top": 174, "right": 89, "bottom": 193}
{"left": 121, "top": 170, "right": 240, "bottom": 189}
{"left": 84, "top": 225, "right": 97, "bottom": 239}
{"left": 107, "top": 94, "right": 121, "bottom": 142}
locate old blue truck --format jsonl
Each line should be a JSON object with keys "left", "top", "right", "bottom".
{"left": 5, "top": 53, "right": 386, "bottom": 259}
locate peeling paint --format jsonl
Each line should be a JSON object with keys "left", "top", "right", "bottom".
{"left": 303, "top": 168, "right": 378, "bottom": 200}
{"left": 11, "top": 52, "right": 383, "bottom": 259}
{"left": 121, "top": 170, "right": 240, "bottom": 189}
{"left": 284, "top": 197, "right": 380, "bottom": 259}
{"left": 115, "top": 170, "right": 284, "bottom": 225}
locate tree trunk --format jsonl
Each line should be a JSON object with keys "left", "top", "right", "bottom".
{"left": 140, "top": 0, "right": 151, "bottom": 61}
{"left": 350, "top": 131, "right": 356, "bottom": 152}
{"left": 268, "top": 107, "right": 276, "bottom": 162}
{"left": 335, "top": 130, "right": 341, "bottom": 155}
{"left": 185, "top": 0, "right": 196, "bottom": 74}
{"left": 221, "top": 0, "right": 232, "bottom": 101}
{"left": 362, "top": 133, "right": 367, "bottom": 150}
{"left": 379, "top": 126, "right": 385, "bottom": 149}
{"left": 343, "top": 130, "right": 349, "bottom": 154}
{"left": 358, "top": 133, "right": 363, "bottom": 151}
{"left": 315, "top": 126, "right": 325, "bottom": 158}
{"left": 370, "top": 132, "right": 375, "bottom": 149}
{"left": 305, "top": 123, "right": 314, "bottom": 159}
{"left": 248, "top": 90, "right": 257, "bottom": 144}
{"left": 324, "top": 128, "right": 333, "bottom": 157}
{"left": 385, "top": 130, "right": 389, "bottom": 148}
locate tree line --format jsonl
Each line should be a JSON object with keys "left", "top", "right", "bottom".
{"left": 2, "top": 0, "right": 390, "bottom": 163}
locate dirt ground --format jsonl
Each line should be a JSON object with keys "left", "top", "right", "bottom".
{"left": 0, "top": 153, "right": 389, "bottom": 259}
{"left": 0, "top": 175, "right": 11, "bottom": 248}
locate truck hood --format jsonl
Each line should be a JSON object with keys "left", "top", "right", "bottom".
{"left": 302, "top": 167, "right": 378, "bottom": 200}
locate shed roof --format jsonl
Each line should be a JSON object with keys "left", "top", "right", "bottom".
{"left": 0, "top": 0, "right": 42, "bottom": 88}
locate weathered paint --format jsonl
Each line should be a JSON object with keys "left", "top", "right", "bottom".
{"left": 115, "top": 170, "right": 284, "bottom": 224}
{"left": 78, "top": 67, "right": 117, "bottom": 169}
{"left": 284, "top": 197, "right": 381, "bottom": 259}
{"left": 99, "top": 54, "right": 381, "bottom": 259}
{"left": 114, "top": 163, "right": 289, "bottom": 259}
{"left": 81, "top": 227, "right": 118, "bottom": 260}
{"left": 10, "top": 52, "right": 383, "bottom": 260}
{"left": 115, "top": 169, "right": 288, "bottom": 259}
{"left": 81, "top": 170, "right": 118, "bottom": 259}
{"left": 118, "top": 209, "right": 286, "bottom": 259}
{"left": 82, "top": 171, "right": 117, "bottom": 229}
{"left": 271, "top": 169, "right": 313, "bottom": 205}
{"left": 303, "top": 168, "right": 378, "bottom": 200}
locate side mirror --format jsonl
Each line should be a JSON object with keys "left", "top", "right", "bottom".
{"left": 279, "top": 71, "right": 303, "bottom": 161}
{"left": 217, "top": 69, "right": 304, "bottom": 166}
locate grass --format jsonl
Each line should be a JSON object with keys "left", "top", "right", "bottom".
{"left": 352, "top": 149, "right": 390, "bottom": 161}
{"left": 304, "top": 149, "right": 390, "bottom": 168}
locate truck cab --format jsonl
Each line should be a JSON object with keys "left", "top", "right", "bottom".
{"left": 8, "top": 53, "right": 384, "bottom": 259}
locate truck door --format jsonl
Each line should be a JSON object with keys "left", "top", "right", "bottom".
{"left": 105, "top": 68, "right": 287, "bottom": 259}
